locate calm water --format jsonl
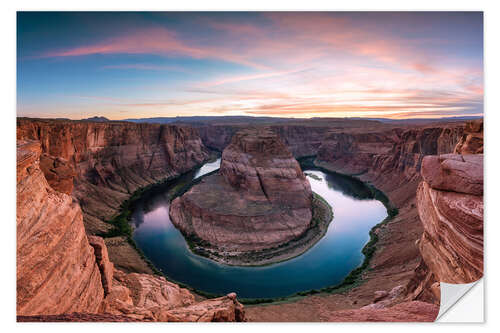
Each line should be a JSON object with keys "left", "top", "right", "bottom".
{"left": 131, "top": 159, "right": 387, "bottom": 298}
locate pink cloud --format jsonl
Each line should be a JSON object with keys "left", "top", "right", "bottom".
{"left": 41, "top": 27, "right": 268, "bottom": 70}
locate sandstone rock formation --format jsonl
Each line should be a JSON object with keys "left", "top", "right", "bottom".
{"left": 455, "top": 119, "right": 483, "bottom": 154}
{"left": 39, "top": 153, "right": 76, "bottom": 194}
{"left": 17, "top": 118, "right": 210, "bottom": 235}
{"left": 315, "top": 125, "right": 464, "bottom": 206}
{"left": 170, "top": 128, "right": 315, "bottom": 263}
{"left": 407, "top": 124, "right": 483, "bottom": 303}
{"left": 17, "top": 140, "right": 104, "bottom": 315}
{"left": 324, "top": 301, "right": 439, "bottom": 322}
{"left": 416, "top": 154, "right": 483, "bottom": 284}
{"left": 17, "top": 140, "right": 245, "bottom": 322}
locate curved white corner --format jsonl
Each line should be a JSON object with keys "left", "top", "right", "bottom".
{"left": 436, "top": 278, "right": 484, "bottom": 322}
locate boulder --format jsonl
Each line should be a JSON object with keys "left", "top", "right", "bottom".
{"left": 421, "top": 154, "right": 483, "bottom": 196}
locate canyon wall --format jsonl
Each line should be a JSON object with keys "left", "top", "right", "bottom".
{"left": 315, "top": 124, "right": 464, "bottom": 206}
{"left": 196, "top": 119, "right": 385, "bottom": 158}
{"left": 17, "top": 118, "right": 210, "bottom": 234}
{"left": 407, "top": 119, "right": 483, "bottom": 303}
{"left": 415, "top": 154, "right": 483, "bottom": 284}
{"left": 17, "top": 140, "right": 245, "bottom": 321}
{"left": 17, "top": 140, "right": 104, "bottom": 315}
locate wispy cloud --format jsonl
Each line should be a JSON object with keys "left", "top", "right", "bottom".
{"left": 101, "top": 63, "right": 189, "bottom": 72}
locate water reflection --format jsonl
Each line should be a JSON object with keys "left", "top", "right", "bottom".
{"left": 130, "top": 159, "right": 388, "bottom": 298}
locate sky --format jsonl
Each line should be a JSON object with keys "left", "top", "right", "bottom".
{"left": 17, "top": 12, "right": 483, "bottom": 120}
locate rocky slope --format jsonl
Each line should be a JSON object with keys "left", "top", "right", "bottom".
{"left": 315, "top": 124, "right": 464, "bottom": 206}
{"left": 17, "top": 140, "right": 105, "bottom": 315}
{"left": 247, "top": 121, "right": 476, "bottom": 321}
{"left": 170, "top": 128, "right": 321, "bottom": 264}
{"left": 17, "top": 118, "right": 210, "bottom": 235}
{"left": 17, "top": 139, "right": 245, "bottom": 322}
{"left": 406, "top": 120, "right": 483, "bottom": 303}
{"left": 410, "top": 154, "right": 483, "bottom": 292}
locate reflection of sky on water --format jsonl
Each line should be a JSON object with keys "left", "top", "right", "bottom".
{"left": 131, "top": 164, "right": 387, "bottom": 298}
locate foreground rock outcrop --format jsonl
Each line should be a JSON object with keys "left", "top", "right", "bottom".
{"left": 416, "top": 154, "right": 483, "bottom": 284}
{"left": 170, "top": 128, "right": 321, "bottom": 265}
{"left": 407, "top": 121, "right": 483, "bottom": 303}
{"left": 17, "top": 140, "right": 245, "bottom": 322}
{"left": 324, "top": 301, "right": 439, "bottom": 322}
{"left": 17, "top": 140, "right": 104, "bottom": 315}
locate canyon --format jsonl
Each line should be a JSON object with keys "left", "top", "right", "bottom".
{"left": 17, "top": 126, "right": 244, "bottom": 322}
{"left": 169, "top": 128, "right": 333, "bottom": 265}
{"left": 16, "top": 116, "right": 483, "bottom": 322}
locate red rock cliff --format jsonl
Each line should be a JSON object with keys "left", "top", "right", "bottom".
{"left": 17, "top": 140, "right": 104, "bottom": 315}
{"left": 407, "top": 120, "right": 483, "bottom": 304}
{"left": 17, "top": 140, "right": 245, "bottom": 321}
{"left": 17, "top": 118, "right": 210, "bottom": 234}
{"left": 417, "top": 154, "right": 483, "bottom": 284}
{"left": 315, "top": 124, "right": 464, "bottom": 206}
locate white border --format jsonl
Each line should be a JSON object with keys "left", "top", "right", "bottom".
{"left": 3, "top": 0, "right": 498, "bottom": 331}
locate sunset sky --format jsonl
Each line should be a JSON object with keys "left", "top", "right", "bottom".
{"left": 17, "top": 12, "right": 483, "bottom": 120}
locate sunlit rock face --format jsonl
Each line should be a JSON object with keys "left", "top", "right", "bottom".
{"left": 17, "top": 140, "right": 104, "bottom": 316}
{"left": 417, "top": 154, "right": 483, "bottom": 284}
{"left": 170, "top": 128, "right": 313, "bottom": 254}
{"left": 406, "top": 121, "right": 483, "bottom": 304}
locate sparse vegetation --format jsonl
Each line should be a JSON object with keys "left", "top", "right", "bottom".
{"left": 99, "top": 153, "right": 398, "bottom": 303}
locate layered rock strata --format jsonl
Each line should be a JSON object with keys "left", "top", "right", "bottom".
{"left": 455, "top": 119, "right": 483, "bottom": 154}
{"left": 17, "top": 118, "right": 210, "bottom": 235}
{"left": 170, "top": 128, "right": 319, "bottom": 264}
{"left": 315, "top": 125, "right": 464, "bottom": 206}
{"left": 416, "top": 154, "right": 483, "bottom": 284}
{"left": 17, "top": 140, "right": 104, "bottom": 315}
{"left": 17, "top": 140, "right": 245, "bottom": 322}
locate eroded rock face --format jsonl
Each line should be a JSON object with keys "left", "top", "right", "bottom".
{"left": 39, "top": 153, "right": 76, "bottom": 194}
{"left": 170, "top": 128, "right": 313, "bottom": 258}
{"left": 324, "top": 301, "right": 439, "bottom": 322}
{"left": 417, "top": 166, "right": 483, "bottom": 284}
{"left": 406, "top": 124, "right": 484, "bottom": 304}
{"left": 220, "top": 128, "right": 312, "bottom": 207}
{"left": 17, "top": 140, "right": 245, "bottom": 322}
{"left": 315, "top": 125, "right": 465, "bottom": 206}
{"left": 455, "top": 119, "right": 483, "bottom": 154}
{"left": 17, "top": 118, "right": 210, "bottom": 235}
{"left": 421, "top": 154, "right": 483, "bottom": 196}
{"left": 17, "top": 140, "right": 104, "bottom": 315}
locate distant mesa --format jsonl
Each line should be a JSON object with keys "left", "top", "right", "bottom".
{"left": 82, "top": 116, "right": 110, "bottom": 122}
{"left": 170, "top": 127, "right": 332, "bottom": 265}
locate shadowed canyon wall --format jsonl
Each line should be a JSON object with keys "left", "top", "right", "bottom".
{"left": 17, "top": 118, "right": 210, "bottom": 235}
{"left": 315, "top": 125, "right": 464, "bottom": 206}
{"left": 17, "top": 139, "right": 245, "bottom": 321}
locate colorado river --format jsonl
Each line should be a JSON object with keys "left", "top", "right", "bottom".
{"left": 131, "top": 158, "right": 388, "bottom": 299}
